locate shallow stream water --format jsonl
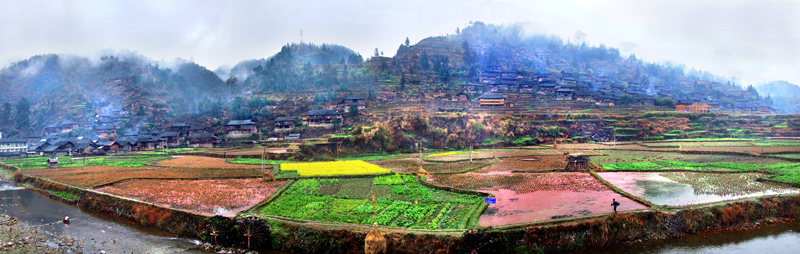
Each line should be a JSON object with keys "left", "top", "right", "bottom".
{"left": 0, "top": 179, "right": 210, "bottom": 253}
{"left": 571, "top": 220, "right": 800, "bottom": 254}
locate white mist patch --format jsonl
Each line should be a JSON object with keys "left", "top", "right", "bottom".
{"left": 213, "top": 206, "right": 234, "bottom": 216}
{"left": 0, "top": 183, "right": 24, "bottom": 191}
{"left": 20, "top": 59, "right": 45, "bottom": 78}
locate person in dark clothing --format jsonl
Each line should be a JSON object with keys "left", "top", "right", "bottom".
{"left": 611, "top": 199, "right": 620, "bottom": 213}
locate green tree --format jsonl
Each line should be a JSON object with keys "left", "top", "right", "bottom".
{"left": 349, "top": 105, "right": 359, "bottom": 116}
{"left": 405, "top": 37, "right": 410, "bottom": 46}
{"left": 419, "top": 53, "right": 430, "bottom": 70}
{"left": 15, "top": 98, "right": 31, "bottom": 133}
{"left": 348, "top": 53, "right": 363, "bottom": 64}
{"left": 461, "top": 40, "right": 474, "bottom": 64}
{"left": 0, "top": 102, "right": 10, "bottom": 126}
{"left": 654, "top": 96, "right": 676, "bottom": 108}
{"left": 619, "top": 94, "right": 633, "bottom": 105}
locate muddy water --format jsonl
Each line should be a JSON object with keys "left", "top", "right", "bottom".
{"left": 478, "top": 189, "right": 647, "bottom": 226}
{"left": 0, "top": 179, "right": 211, "bottom": 253}
{"left": 571, "top": 220, "right": 800, "bottom": 254}
{"left": 598, "top": 172, "right": 799, "bottom": 206}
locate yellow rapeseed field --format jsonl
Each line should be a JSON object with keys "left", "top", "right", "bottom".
{"left": 280, "top": 160, "right": 390, "bottom": 176}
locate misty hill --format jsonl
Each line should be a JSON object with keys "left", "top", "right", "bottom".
{"left": 386, "top": 22, "right": 769, "bottom": 110}
{"left": 0, "top": 22, "right": 788, "bottom": 137}
{"left": 755, "top": 81, "right": 800, "bottom": 113}
{"left": 224, "top": 43, "right": 360, "bottom": 81}
{"left": 755, "top": 81, "right": 800, "bottom": 98}
{"left": 238, "top": 43, "right": 365, "bottom": 94}
{"left": 0, "top": 54, "right": 229, "bottom": 136}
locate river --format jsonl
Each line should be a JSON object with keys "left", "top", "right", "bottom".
{"left": 0, "top": 179, "right": 210, "bottom": 253}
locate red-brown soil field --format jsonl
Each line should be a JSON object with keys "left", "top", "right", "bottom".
{"left": 97, "top": 178, "right": 287, "bottom": 216}
{"left": 156, "top": 155, "right": 263, "bottom": 168}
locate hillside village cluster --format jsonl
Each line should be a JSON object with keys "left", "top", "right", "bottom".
{"left": 466, "top": 66, "right": 774, "bottom": 113}
{"left": 0, "top": 64, "right": 776, "bottom": 159}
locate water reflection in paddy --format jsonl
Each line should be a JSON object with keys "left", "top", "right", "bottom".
{"left": 598, "top": 172, "right": 799, "bottom": 206}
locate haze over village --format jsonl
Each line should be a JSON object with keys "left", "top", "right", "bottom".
{"left": 0, "top": 1, "right": 799, "bottom": 254}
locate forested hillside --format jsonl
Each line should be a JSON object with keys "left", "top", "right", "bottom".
{"left": 0, "top": 22, "right": 785, "bottom": 138}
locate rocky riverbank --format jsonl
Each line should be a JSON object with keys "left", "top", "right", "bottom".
{"left": 0, "top": 213, "right": 82, "bottom": 253}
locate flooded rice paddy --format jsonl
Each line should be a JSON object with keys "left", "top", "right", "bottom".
{"left": 598, "top": 172, "right": 800, "bottom": 206}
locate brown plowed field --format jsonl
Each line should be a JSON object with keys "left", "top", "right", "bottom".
{"left": 27, "top": 166, "right": 264, "bottom": 188}
{"left": 428, "top": 172, "right": 607, "bottom": 193}
{"left": 472, "top": 156, "right": 568, "bottom": 173}
{"left": 156, "top": 156, "right": 263, "bottom": 168}
{"left": 97, "top": 178, "right": 287, "bottom": 216}
{"left": 425, "top": 149, "right": 584, "bottom": 162}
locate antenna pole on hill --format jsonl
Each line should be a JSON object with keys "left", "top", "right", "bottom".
{"left": 300, "top": 30, "right": 303, "bottom": 44}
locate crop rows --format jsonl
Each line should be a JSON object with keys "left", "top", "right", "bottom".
{"left": 26, "top": 166, "right": 261, "bottom": 188}
{"left": 256, "top": 174, "right": 483, "bottom": 229}
{"left": 2, "top": 155, "right": 170, "bottom": 170}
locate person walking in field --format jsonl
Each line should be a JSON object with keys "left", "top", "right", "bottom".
{"left": 611, "top": 199, "right": 620, "bottom": 213}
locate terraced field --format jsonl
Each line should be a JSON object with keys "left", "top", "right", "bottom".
{"left": 253, "top": 174, "right": 485, "bottom": 229}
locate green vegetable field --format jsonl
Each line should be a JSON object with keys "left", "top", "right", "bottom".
{"left": 255, "top": 174, "right": 484, "bottom": 229}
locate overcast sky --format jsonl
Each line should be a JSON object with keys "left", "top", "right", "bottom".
{"left": 1, "top": 0, "right": 798, "bottom": 86}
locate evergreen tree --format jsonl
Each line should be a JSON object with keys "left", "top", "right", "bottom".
{"left": 348, "top": 53, "right": 364, "bottom": 64}
{"left": 462, "top": 40, "right": 474, "bottom": 64}
{"left": 405, "top": 37, "right": 410, "bottom": 46}
{"left": 15, "top": 98, "right": 30, "bottom": 133}
{"left": 419, "top": 53, "right": 430, "bottom": 70}
{"left": 0, "top": 102, "right": 10, "bottom": 126}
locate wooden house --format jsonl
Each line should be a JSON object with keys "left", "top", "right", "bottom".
{"left": 337, "top": 95, "right": 367, "bottom": 112}
{"left": 160, "top": 131, "right": 182, "bottom": 146}
{"left": 44, "top": 124, "right": 61, "bottom": 135}
{"left": 274, "top": 117, "right": 297, "bottom": 132}
{"left": 460, "top": 83, "right": 483, "bottom": 94}
{"left": 168, "top": 123, "right": 191, "bottom": 135}
{"left": 303, "top": 109, "right": 343, "bottom": 127}
{"left": 538, "top": 79, "right": 557, "bottom": 93}
{"left": 518, "top": 79, "right": 538, "bottom": 93}
{"left": 93, "top": 124, "right": 117, "bottom": 138}
{"left": 555, "top": 88, "right": 575, "bottom": 101}
{"left": 59, "top": 121, "right": 78, "bottom": 133}
{"left": 135, "top": 136, "right": 158, "bottom": 150}
{"left": 188, "top": 133, "right": 219, "bottom": 148}
{"left": 225, "top": 120, "right": 258, "bottom": 139}
{"left": 75, "top": 142, "right": 98, "bottom": 155}
{"left": 188, "top": 126, "right": 208, "bottom": 136}
{"left": 478, "top": 94, "right": 505, "bottom": 107}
